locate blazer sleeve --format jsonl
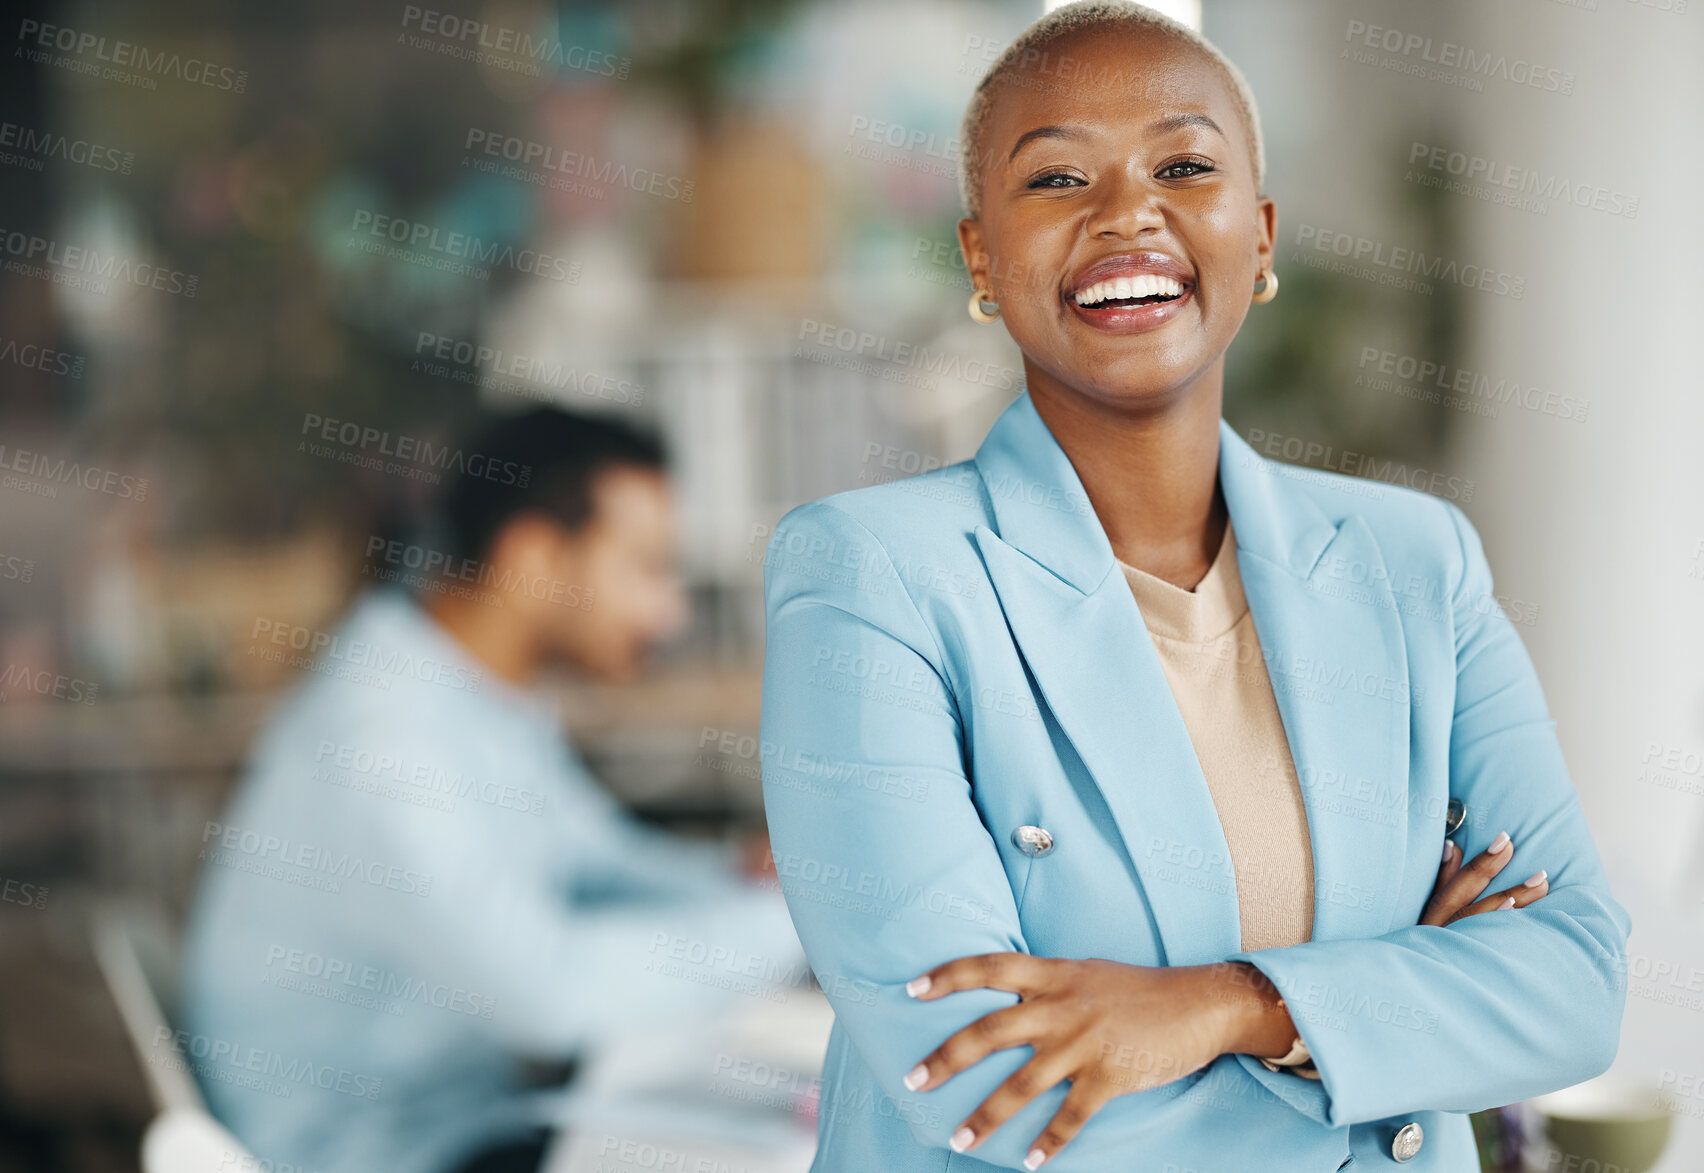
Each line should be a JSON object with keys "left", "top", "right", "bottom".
{"left": 760, "top": 500, "right": 1329, "bottom": 1169}
{"left": 1224, "top": 498, "right": 1633, "bottom": 1128}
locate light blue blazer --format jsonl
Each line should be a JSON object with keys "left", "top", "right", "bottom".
{"left": 759, "top": 391, "right": 1630, "bottom": 1172}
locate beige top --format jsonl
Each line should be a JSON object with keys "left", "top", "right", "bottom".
{"left": 1116, "top": 519, "right": 1315, "bottom": 952}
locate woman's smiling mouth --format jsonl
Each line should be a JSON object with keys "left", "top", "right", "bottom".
{"left": 1065, "top": 252, "right": 1196, "bottom": 334}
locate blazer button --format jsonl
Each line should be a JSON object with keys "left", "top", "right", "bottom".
{"left": 1445, "top": 796, "right": 1466, "bottom": 836}
{"left": 1011, "top": 825, "right": 1054, "bottom": 857}
{"left": 1390, "top": 1121, "right": 1423, "bottom": 1162}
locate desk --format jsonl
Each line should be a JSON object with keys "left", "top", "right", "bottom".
{"left": 540, "top": 991, "right": 834, "bottom": 1173}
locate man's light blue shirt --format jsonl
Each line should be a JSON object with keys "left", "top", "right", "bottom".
{"left": 181, "top": 589, "right": 803, "bottom": 1173}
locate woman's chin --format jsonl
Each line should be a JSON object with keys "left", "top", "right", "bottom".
{"left": 1054, "top": 361, "right": 1213, "bottom": 412}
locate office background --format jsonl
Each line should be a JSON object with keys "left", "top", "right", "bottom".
{"left": 0, "top": 0, "right": 1700, "bottom": 1169}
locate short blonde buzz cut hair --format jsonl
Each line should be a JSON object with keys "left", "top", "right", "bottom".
{"left": 958, "top": 0, "right": 1266, "bottom": 219}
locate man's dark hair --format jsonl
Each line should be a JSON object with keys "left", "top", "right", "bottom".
{"left": 438, "top": 407, "right": 666, "bottom": 561}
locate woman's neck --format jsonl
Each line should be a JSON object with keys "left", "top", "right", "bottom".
{"left": 1027, "top": 370, "right": 1228, "bottom": 592}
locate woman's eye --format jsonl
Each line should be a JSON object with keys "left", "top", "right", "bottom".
{"left": 1026, "top": 171, "right": 1084, "bottom": 189}
{"left": 1159, "top": 159, "right": 1215, "bottom": 179}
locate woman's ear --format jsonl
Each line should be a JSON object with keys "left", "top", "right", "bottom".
{"left": 957, "top": 217, "right": 991, "bottom": 295}
{"left": 1254, "top": 196, "right": 1277, "bottom": 278}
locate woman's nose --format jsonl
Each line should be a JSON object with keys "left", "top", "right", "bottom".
{"left": 1085, "top": 170, "right": 1166, "bottom": 239}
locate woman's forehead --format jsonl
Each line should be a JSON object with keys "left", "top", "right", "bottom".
{"left": 987, "top": 51, "right": 1237, "bottom": 151}
{"left": 993, "top": 27, "right": 1230, "bottom": 118}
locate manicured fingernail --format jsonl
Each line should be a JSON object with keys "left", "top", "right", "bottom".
{"left": 1025, "top": 1149, "right": 1048, "bottom": 1170}
{"left": 1498, "top": 896, "right": 1515, "bottom": 910}
{"left": 906, "top": 976, "right": 931, "bottom": 997}
{"left": 1442, "top": 841, "right": 1453, "bottom": 863}
{"left": 950, "top": 1127, "right": 975, "bottom": 1153}
{"left": 1489, "top": 831, "right": 1511, "bottom": 854}
{"left": 1525, "top": 870, "right": 1547, "bottom": 887}
{"left": 904, "top": 1064, "right": 928, "bottom": 1091}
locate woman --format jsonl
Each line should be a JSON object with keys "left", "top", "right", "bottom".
{"left": 759, "top": 3, "right": 1630, "bottom": 1171}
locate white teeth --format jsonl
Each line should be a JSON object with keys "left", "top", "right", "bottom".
{"left": 1074, "top": 273, "right": 1186, "bottom": 306}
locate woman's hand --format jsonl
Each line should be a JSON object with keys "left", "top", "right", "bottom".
{"left": 1421, "top": 830, "right": 1549, "bottom": 926}
{"left": 896, "top": 834, "right": 1552, "bottom": 1167}
{"left": 900, "top": 954, "right": 1244, "bottom": 1169}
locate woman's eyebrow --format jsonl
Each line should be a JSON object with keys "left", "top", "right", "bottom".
{"left": 1007, "top": 125, "right": 1088, "bottom": 162}
{"left": 1145, "top": 111, "right": 1226, "bottom": 141}
{"left": 1006, "top": 113, "right": 1225, "bottom": 164}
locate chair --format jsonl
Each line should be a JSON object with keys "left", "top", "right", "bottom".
{"left": 90, "top": 902, "right": 261, "bottom": 1173}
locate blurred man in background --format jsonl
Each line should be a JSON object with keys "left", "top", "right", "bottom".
{"left": 181, "top": 408, "right": 801, "bottom": 1173}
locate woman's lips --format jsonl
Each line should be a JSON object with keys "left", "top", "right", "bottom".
{"left": 1065, "top": 283, "right": 1194, "bottom": 334}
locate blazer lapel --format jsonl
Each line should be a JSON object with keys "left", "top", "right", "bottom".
{"left": 971, "top": 395, "right": 1412, "bottom": 964}
{"left": 974, "top": 526, "right": 1242, "bottom": 964}
{"left": 973, "top": 394, "right": 1241, "bottom": 965}
{"left": 1220, "top": 434, "right": 1413, "bottom": 945}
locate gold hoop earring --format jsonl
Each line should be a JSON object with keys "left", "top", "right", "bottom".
{"left": 1252, "top": 268, "right": 1279, "bottom": 304}
{"left": 968, "top": 289, "right": 1000, "bottom": 323}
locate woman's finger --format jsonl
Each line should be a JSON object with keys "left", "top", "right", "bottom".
{"left": 1437, "top": 839, "right": 1462, "bottom": 886}
{"left": 948, "top": 1049, "right": 1082, "bottom": 1158}
{"left": 1444, "top": 871, "right": 1549, "bottom": 925}
{"left": 904, "top": 1002, "right": 1043, "bottom": 1093}
{"left": 1419, "top": 831, "right": 1515, "bottom": 926}
{"left": 1023, "top": 1079, "right": 1115, "bottom": 1169}
{"left": 907, "top": 952, "right": 1052, "bottom": 1000}
{"left": 1419, "top": 840, "right": 1471, "bottom": 925}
